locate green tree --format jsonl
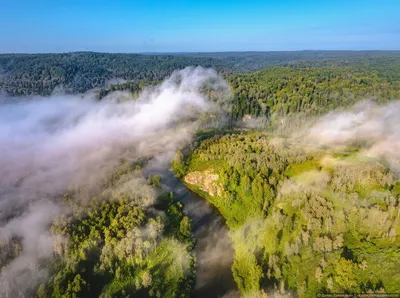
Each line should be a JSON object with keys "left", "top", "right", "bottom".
{"left": 334, "top": 259, "right": 357, "bottom": 290}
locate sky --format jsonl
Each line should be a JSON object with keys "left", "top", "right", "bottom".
{"left": 1, "top": 0, "right": 399, "bottom": 53}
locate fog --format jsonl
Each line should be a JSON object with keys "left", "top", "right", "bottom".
{"left": 0, "top": 66, "right": 230, "bottom": 296}
{"left": 305, "top": 100, "right": 400, "bottom": 171}
{"left": 3, "top": 65, "right": 398, "bottom": 297}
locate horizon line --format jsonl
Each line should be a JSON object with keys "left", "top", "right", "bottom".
{"left": 1, "top": 49, "right": 400, "bottom": 55}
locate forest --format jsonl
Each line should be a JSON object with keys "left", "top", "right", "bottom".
{"left": 1, "top": 160, "right": 195, "bottom": 298}
{"left": 227, "top": 59, "right": 400, "bottom": 121}
{"left": 174, "top": 131, "right": 400, "bottom": 297}
{"left": 1, "top": 52, "right": 400, "bottom": 298}
{"left": 1, "top": 51, "right": 400, "bottom": 97}
{"left": 0, "top": 52, "right": 233, "bottom": 96}
{"left": 97, "top": 56, "right": 400, "bottom": 126}
{"left": 169, "top": 53, "right": 400, "bottom": 296}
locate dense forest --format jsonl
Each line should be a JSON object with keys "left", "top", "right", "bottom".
{"left": 180, "top": 50, "right": 400, "bottom": 72}
{"left": 0, "top": 160, "right": 195, "bottom": 298}
{"left": 174, "top": 132, "right": 400, "bottom": 297}
{"left": 98, "top": 56, "right": 400, "bottom": 126}
{"left": 0, "top": 52, "right": 233, "bottom": 96}
{"left": 1, "top": 52, "right": 400, "bottom": 297}
{"left": 170, "top": 53, "right": 400, "bottom": 297}
{"left": 1, "top": 51, "right": 400, "bottom": 97}
{"left": 228, "top": 61, "right": 400, "bottom": 122}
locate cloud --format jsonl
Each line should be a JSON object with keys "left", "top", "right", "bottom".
{"left": 304, "top": 100, "right": 400, "bottom": 171}
{"left": 279, "top": 170, "right": 331, "bottom": 196}
{"left": 0, "top": 201, "right": 60, "bottom": 297}
{"left": 0, "top": 66, "right": 229, "bottom": 297}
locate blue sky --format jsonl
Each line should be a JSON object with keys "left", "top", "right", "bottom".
{"left": 1, "top": 0, "right": 399, "bottom": 53}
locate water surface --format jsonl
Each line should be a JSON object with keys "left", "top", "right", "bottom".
{"left": 146, "top": 166, "right": 238, "bottom": 298}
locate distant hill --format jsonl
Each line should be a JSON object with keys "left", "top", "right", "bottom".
{"left": 1, "top": 51, "right": 400, "bottom": 96}
{"left": 178, "top": 50, "right": 400, "bottom": 71}
{"left": 0, "top": 52, "right": 233, "bottom": 96}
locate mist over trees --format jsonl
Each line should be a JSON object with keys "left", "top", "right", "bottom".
{"left": 180, "top": 128, "right": 400, "bottom": 297}
{"left": 40, "top": 165, "right": 195, "bottom": 298}
{"left": 1, "top": 52, "right": 400, "bottom": 298}
{"left": 228, "top": 63, "right": 400, "bottom": 121}
{"left": 0, "top": 67, "right": 228, "bottom": 297}
{"left": 0, "top": 52, "right": 234, "bottom": 96}
{"left": 1, "top": 51, "right": 400, "bottom": 97}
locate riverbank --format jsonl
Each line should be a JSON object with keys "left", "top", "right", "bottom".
{"left": 145, "top": 165, "right": 238, "bottom": 298}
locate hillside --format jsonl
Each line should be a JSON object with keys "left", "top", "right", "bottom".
{"left": 227, "top": 59, "right": 400, "bottom": 121}
{"left": 0, "top": 52, "right": 233, "bottom": 96}
{"left": 175, "top": 131, "right": 400, "bottom": 297}
{"left": 96, "top": 56, "right": 400, "bottom": 126}
{"left": 180, "top": 50, "right": 400, "bottom": 71}
{"left": 1, "top": 51, "right": 400, "bottom": 298}
{"left": 1, "top": 161, "right": 196, "bottom": 298}
{"left": 2, "top": 51, "right": 400, "bottom": 97}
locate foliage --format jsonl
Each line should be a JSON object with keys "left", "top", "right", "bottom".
{"left": 35, "top": 164, "right": 195, "bottom": 298}
{"left": 101, "top": 56, "right": 400, "bottom": 124}
{"left": 3, "top": 51, "right": 400, "bottom": 298}
{"left": 2, "top": 52, "right": 400, "bottom": 99}
{"left": 0, "top": 52, "right": 234, "bottom": 96}
{"left": 228, "top": 65, "right": 400, "bottom": 122}
{"left": 183, "top": 132, "right": 400, "bottom": 296}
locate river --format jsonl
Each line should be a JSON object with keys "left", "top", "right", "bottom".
{"left": 145, "top": 165, "right": 238, "bottom": 298}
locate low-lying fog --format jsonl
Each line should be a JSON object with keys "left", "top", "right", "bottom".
{"left": 1, "top": 64, "right": 399, "bottom": 297}
{"left": 0, "top": 67, "right": 230, "bottom": 296}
